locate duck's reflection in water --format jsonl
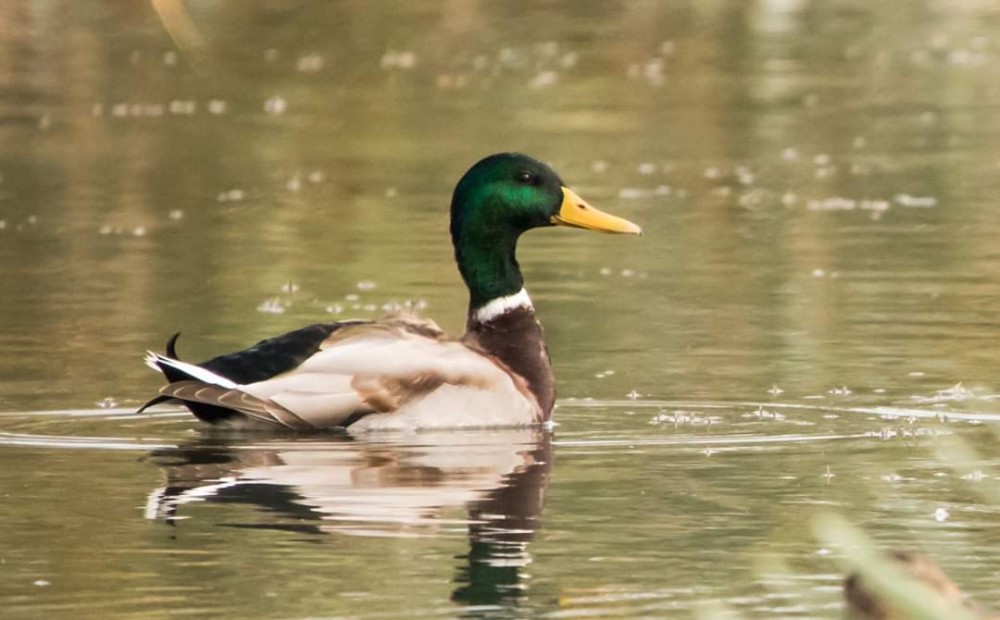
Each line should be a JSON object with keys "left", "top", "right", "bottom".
{"left": 144, "top": 429, "right": 552, "bottom": 607}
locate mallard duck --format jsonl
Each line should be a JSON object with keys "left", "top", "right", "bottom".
{"left": 141, "top": 153, "right": 641, "bottom": 431}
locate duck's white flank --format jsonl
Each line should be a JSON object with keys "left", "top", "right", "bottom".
{"left": 472, "top": 288, "right": 534, "bottom": 324}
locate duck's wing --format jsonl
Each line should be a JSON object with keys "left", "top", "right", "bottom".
{"left": 146, "top": 316, "right": 538, "bottom": 430}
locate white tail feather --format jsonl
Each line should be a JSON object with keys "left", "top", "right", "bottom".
{"left": 145, "top": 352, "right": 239, "bottom": 389}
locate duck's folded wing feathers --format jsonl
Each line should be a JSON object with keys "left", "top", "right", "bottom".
{"left": 152, "top": 317, "right": 534, "bottom": 430}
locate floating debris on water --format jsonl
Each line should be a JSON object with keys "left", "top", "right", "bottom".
{"left": 380, "top": 50, "right": 417, "bottom": 70}
{"left": 529, "top": 71, "right": 558, "bottom": 89}
{"left": 168, "top": 100, "right": 196, "bottom": 115}
{"left": 894, "top": 193, "right": 937, "bottom": 208}
{"left": 217, "top": 189, "right": 244, "bottom": 202}
{"left": 828, "top": 386, "right": 852, "bottom": 396}
{"left": 280, "top": 282, "right": 299, "bottom": 294}
{"left": 650, "top": 410, "right": 720, "bottom": 426}
{"left": 296, "top": 54, "right": 325, "bottom": 72}
{"left": 767, "top": 385, "right": 784, "bottom": 396}
{"left": 256, "top": 297, "right": 287, "bottom": 314}
{"left": 264, "top": 96, "right": 287, "bottom": 116}
{"left": 207, "top": 99, "right": 227, "bottom": 115}
{"left": 356, "top": 281, "right": 377, "bottom": 291}
{"left": 96, "top": 397, "right": 118, "bottom": 408}
{"left": 934, "top": 507, "right": 949, "bottom": 522}
{"left": 626, "top": 389, "right": 641, "bottom": 400}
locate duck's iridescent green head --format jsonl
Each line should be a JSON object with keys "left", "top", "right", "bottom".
{"left": 450, "top": 153, "right": 641, "bottom": 310}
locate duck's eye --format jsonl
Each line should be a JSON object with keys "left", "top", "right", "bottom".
{"left": 516, "top": 171, "right": 534, "bottom": 185}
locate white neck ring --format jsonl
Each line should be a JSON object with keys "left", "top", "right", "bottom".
{"left": 473, "top": 288, "right": 534, "bottom": 324}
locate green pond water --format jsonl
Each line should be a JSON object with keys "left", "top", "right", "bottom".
{"left": 1, "top": 1, "right": 998, "bottom": 618}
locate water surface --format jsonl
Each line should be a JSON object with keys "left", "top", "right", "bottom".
{"left": 1, "top": 1, "right": 999, "bottom": 618}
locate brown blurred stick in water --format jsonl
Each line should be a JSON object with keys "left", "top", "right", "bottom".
{"left": 844, "top": 550, "right": 995, "bottom": 620}
{"left": 149, "top": 0, "right": 206, "bottom": 69}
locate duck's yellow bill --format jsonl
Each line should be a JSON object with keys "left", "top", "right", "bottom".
{"left": 552, "top": 187, "right": 642, "bottom": 235}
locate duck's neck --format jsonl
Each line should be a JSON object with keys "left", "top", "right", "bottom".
{"left": 464, "top": 288, "right": 556, "bottom": 419}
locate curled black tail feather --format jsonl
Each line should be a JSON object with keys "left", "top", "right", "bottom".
{"left": 136, "top": 333, "right": 184, "bottom": 414}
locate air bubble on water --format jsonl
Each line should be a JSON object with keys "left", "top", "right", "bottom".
{"left": 637, "top": 162, "right": 656, "bottom": 175}
{"left": 38, "top": 115, "right": 51, "bottom": 130}
{"left": 0, "top": 220, "right": 6, "bottom": 230}
{"left": 704, "top": 166, "right": 721, "bottom": 179}
{"left": 344, "top": 293, "right": 360, "bottom": 302}
{"left": 767, "top": 385, "right": 784, "bottom": 396}
{"left": 781, "top": 147, "right": 799, "bottom": 161}
{"left": 621, "top": 269, "right": 635, "bottom": 278}
{"left": 33, "top": 580, "right": 50, "bottom": 587}
{"left": 168, "top": 209, "right": 184, "bottom": 221}
{"left": 385, "top": 187, "right": 397, "bottom": 198}
{"left": 307, "top": 170, "right": 325, "bottom": 183}
{"left": 828, "top": 386, "right": 852, "bottom": 396}
{"left": 264, "top": 96, "right": 287, "bottom": 116}
{"left": 934, "top": 507, "right": 949, "bottom": 522}
{"left": 256, "top": 298, "right": 286, "bottom": 314}
{"left": 909, "top": 371, "right": 926, "bottom": 377}
{"left": 626, "top": 389, "right": 641, "bottom": 400}
{"left": 363, "top": 304, "right": 377, "bottom": 311}
{"left": 357, "top": 281, "right": 377, "bottom": 291}
{"left": 99, "top": 224, "right": 113, "bottom": 235}
{"left": 163, "top": 51, "right": 178, "bottom": 66}
{"left": 325, "top": 304, "right": 343, "bottom": 314}
{"left": 280, "top": 281, "right": 299, "bottom": 294}
{"left": 781, "top": 192, "right": 797, "bottom": 206}
{"left": 287, "top": 174, "right": 302, "bottom": 192}
{"left": 208, "top": 100, "right": 227, "bottom": 115}
{"left": 26, "top": 215, "right": 38, "bottom": 225}
{"left": 130, "top": 104, "right": 144, "bottom": 117}
{"left": 599, "top": 267, "right": 612, "bottom": 276}
{"left": 144, "top": 104, "right": 164, "bottom": 117}
{"left": 132, "top": 226, "right": 146, "bottom": 237}
{"left": 112, "top": 103, "right": 128, "bottom": 118}
{"left": 654, "top": 185, "right": 671, "bottom": 196}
